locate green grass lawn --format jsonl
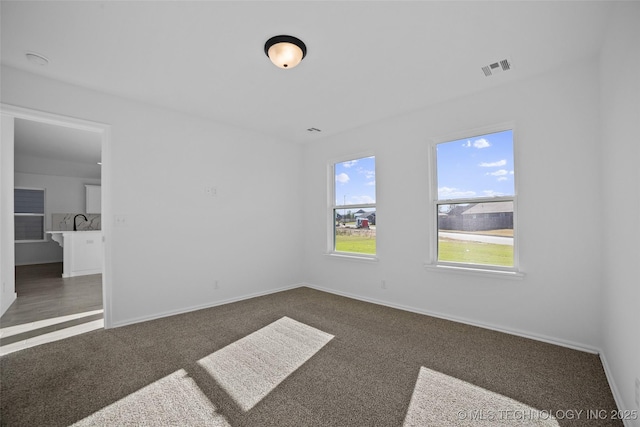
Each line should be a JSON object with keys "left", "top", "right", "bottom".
{"left": 333, "top": 234, "right": 511, "bottom": 264}
{"left": 335, "top": 234, "right": 376, "bottom": 255}
{"left": 445, "top": 229, "right": 514, "bottom": 237}
{"left": 438, "top": 239, "right": 513, "bottom": 267}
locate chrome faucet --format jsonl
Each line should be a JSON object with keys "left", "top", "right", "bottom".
{"left": 73, "top": 214, "right": 88, "bottom": 231}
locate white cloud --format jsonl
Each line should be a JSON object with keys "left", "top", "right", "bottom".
{"left": 473, "top": 138, "right": 491, "bottom": 149}
{"left": 335, "top": 173, "right": 350, "bottom": 184}
{"left": 365, "top": 180, "right": 376, "bottom": 186}
{"left": 483, "top": 190, "right": 504, "bottom": 197}
{"left": 438, "top": 187, "right": 476, "bottom": 199}
{"left": 479, "top": 159, "right": 506, "bottom": 167}
{"left": 486, "top": 169, "right": 508, "bottom": 176}
{"left": 462, "top": 140, "right": 471, "bottom": 148}
{"left": 350, "top": 195, "right": 376, "bottom": 204}
{"left": 497, "top": 176, "right": 508, "bottom": 181}
{"left": 342, "top": 160, "right": 358, "bottom": 168}
{"left": 357, "top": 167, "right": 375, "bottom": 179}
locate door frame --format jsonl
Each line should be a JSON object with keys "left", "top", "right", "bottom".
{"left": 1, "top": 103, "right": 113, "bottom": 328}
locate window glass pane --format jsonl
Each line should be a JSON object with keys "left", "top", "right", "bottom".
{"left": 335, "top": 209, "right": 376, "bottom": 255}
{"left": 14, "top": 189, "right": 45, "bottom": 213}
{"left": 15, "top": 216, "right": 44, "bottom": 240}
{"left": 333, "top": 156, "right": 376, "bottom": 255}
{"left": 436, "top": 130, "right": 514, "bottom": 200}
{"left": 437, "top": 201, "right": 513, "bottom": 267}
{"left": 335, "top": 157, "right": 376, "bottom": 206}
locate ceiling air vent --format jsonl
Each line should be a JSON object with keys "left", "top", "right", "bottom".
{"left": 482, "top": 57, "right": 512, "bottom": 77}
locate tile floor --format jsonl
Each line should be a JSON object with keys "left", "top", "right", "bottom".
{"left": 0, "top": 263, "right": 103, "bottom": 355}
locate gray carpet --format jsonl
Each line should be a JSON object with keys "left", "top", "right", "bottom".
{"left": 0, "top": 287, "right": 622, "bottom": 426}
{"left": 403, "top": 367, "right": 561, "bottom": 426}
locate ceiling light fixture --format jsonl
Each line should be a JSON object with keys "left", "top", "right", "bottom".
{"left": 25, "top": 52, "right": 49, "bottom": 66}
{"left": 264, "top": 35, "right": 306, "bottom": 69}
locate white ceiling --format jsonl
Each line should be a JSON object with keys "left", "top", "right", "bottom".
{"left": 14, "top": 119, "right": 101, "bottom": 164}
{"left": 1, "top": 1, "right": 614, "bottom": 144}
{"left": 14, "top": 118, "right": 102, "bottom": 179}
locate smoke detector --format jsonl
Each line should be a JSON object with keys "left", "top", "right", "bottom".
{"left": 482, "top": 57, "right": 512, "bottom": 77}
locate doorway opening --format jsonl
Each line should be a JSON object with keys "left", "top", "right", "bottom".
{"left": 0, "top": 105, "right": 111, "bottom": 355}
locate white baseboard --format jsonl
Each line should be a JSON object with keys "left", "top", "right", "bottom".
{"left": 599, "top": 352, "right": 637, "bottom": 427}
{"left": 109, "top": 283, "right": 304, "bottom": 329}
{"left": 63, "top": 268, "right": 101, "bottom": 278}
{"left": 303, "top": 283, "right": 600, "bottom": 354}
{"left": 0, "top": 292, "right": 17, "bottom": 317}
{"left": 15, "top": 260, "right": 62, "bottom": 266}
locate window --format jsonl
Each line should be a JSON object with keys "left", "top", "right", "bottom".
{"left": 15, "top": 188, "right": 45, "bottom": 242}
{"left": 332, "top": 156, "right": 376, "bottom": 256}
{"left": 432, "top": 129, "right": 517, "bottom": 270}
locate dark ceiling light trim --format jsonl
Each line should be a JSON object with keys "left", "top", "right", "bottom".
{"left": 264, "top": 35, "right": 307, "bottom": 69}
{"left": 25, "top": 52, "right": 49, "bottom": 66}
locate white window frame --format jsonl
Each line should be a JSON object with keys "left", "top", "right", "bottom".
{"left": 327, "top": 153, "right": 377, "bottom": 261}
{"left": 14, "top": 186, "right": 47, "bottom": 243}
{"left": 426, "top": 123, "right": 523, "bottom": 278}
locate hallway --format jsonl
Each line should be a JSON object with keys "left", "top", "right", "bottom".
{"left": 0, "top": 263, "right": 103, "bottom": 354}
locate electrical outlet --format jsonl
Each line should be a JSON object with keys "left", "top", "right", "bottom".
{"left": 635, "top": 377, "right": 639, "bottom": 408}
{"left": 214, "top": 280, "right": 219, "bottom": 290}
{"left": 114, "top": 215, "right": 128, "bottom": 227}
{"left": 381, "top": 280, "right": 387, "bottom": 289}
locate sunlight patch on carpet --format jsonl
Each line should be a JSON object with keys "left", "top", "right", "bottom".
{"left": 0, "top": 319, "right": 104, "bottom": 356}
{"left": 198, "top": 316, "right": 334, "bottom": 411}
{"left": 71, "top": 369, "right": 230, "bottom": 427}
{"left": 0, "top": 309, "right": 103, "bottom": 338}
{"left": 403, "top": 367, "right": 560, "bottom": 426}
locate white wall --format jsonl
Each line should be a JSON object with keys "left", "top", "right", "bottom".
{"left": 600, "top": 3, "right": 640, "bottom": 423}
{"left": 13, "top": 170, "right": 101, "bottom": 265}
{"left": 1, "top": 66, "right": 304, "bottom": 326}
{"left": 0, "top": 115, "right": 17, "bottom": 316}
{"left": 302, "top": 57, "right": 603, "bottom": 350}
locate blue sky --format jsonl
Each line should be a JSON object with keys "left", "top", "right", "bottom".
{"left": 437, "top": 130, "right": 514, "bottom": 200}
{"left": 335, "top": 156, "right": 376, "bottom": 206}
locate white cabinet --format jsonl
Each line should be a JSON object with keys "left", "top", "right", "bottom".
{"left": 85, "top": 185, "right": 101, "bottom": 214}
{"left": 47, "top": 231, "right": 102, "bottom": 278}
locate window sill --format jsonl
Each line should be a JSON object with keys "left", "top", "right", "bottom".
{"left": 424, "top": 263, "right": 524, "bottom": 280}
{"left": 324, "top": 252, "right": 379, "bottom": 263}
